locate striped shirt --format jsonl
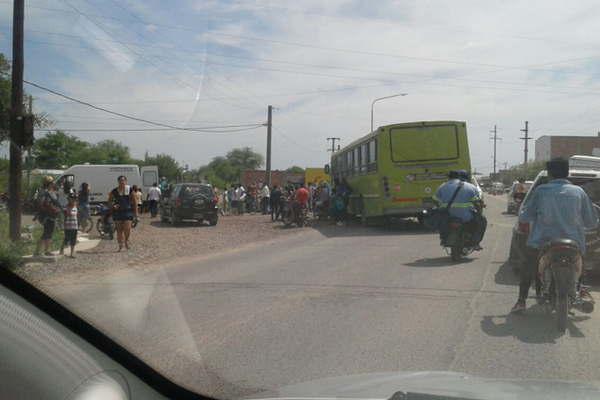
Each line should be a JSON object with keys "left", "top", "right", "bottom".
{"left": 64, "top": 206, "right": 78, "bottom": 230}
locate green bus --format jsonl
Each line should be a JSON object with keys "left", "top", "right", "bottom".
{"left": 328, "top": 121, "right": 471, "bottom": 222}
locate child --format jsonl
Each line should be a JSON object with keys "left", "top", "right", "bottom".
{"left": 60, "top": 193, "right": 79, "bottom": 258}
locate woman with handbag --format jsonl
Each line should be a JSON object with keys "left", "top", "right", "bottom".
{"left": 108, "top": 175, "right": 138, "bottom": 251}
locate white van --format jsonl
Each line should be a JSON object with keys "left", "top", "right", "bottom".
{"left": 56, "top": 164, "right": 159, "bottom": 206}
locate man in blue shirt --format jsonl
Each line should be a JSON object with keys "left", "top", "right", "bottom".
{"left": 434, "top": 170, "right": 487, "bottom": 249}
{"left": 511, "top": 158, "right": 599, "bottom": 313}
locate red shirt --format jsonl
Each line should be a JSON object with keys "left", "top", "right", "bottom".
{"left": 295, "top": 187, "right": 309, "bottom": 205}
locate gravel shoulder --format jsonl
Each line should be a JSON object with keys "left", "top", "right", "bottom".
{"left": 15, "top": 214, "right": 306, "bottom": 285}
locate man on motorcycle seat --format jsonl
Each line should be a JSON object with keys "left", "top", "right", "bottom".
{"left": 434, "top": 170, "right": 487, "bottom": 250}
{"left": 293, "top": 184, "right": 310, "bottom": 217}
{"left": 511, "top": 158, "right": 599, "bottom": 314}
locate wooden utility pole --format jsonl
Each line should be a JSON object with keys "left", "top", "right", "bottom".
{"left": 265, "top": 105, "right": 272, "bottom": 186}
{"left": 9, "top": 0, "right": 25, "bottom": 241}
{"left": 520, "top": 121, "right": 531, "bottom": 166}
{"left": 327, "top": 137, "right": 341, "bottom": 153}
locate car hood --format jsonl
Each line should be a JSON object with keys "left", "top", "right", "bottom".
{"left": 246, "top": 371, "right": 600, "bottom": 400}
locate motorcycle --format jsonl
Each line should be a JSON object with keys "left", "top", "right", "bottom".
{"left": 96, "top": 204, "right": 115, "bottom": 240}
{"left": 281, "top": 197, "right": 308, "bottom": 227}
{"left": 537, "top": 239, "right": 594, "bottom": 333}
{"left": 443, "top": 217, "right": 476, "bottom": 261}
{"left": 511, "top": 192, "right": 526, "bottom": 214}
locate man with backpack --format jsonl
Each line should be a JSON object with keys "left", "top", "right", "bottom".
{"left": 433, "top": 170, "right": 486, "bottom": 250}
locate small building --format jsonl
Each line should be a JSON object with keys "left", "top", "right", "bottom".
{"left": 535, "top": 134, "right": 600, "bottom": 161}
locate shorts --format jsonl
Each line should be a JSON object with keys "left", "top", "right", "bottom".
{"left": 41, "top": 218, "right": 56, "bottom": 240}
{"left": 63, "top": 229, "right": 77, "bottom": 247}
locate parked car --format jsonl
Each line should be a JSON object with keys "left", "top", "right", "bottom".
{"left": 506, "top": 180, "right": 533, "bottom": 214}
{"left": 508, "top": 169, "right": 600, "bottom": 271}
{"left": 160, "top": 183, "right": 219, "bottom": 226}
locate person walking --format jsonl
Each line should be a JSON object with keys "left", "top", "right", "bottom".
{"left": 78, "top": 182, "right": 91, "bottom": 231}
{"left": 222, "top": 187, "right": 229, "bottom": 215}
{"left": 108, "top": 175, "right": 138, "bottom": 251}
{"left": 270, "top": 185, "right": 282, "bottom": 221}
{"left": 147, "top": 182, "right": 161, "bottom": 218}
{"left": 236, "top": 184, "right": 246, "bottom": 215}
{"left": 132, "top": 185, "right": 143, "bottom": 216}
{"left": 260, "top": 183, "right": 270, "bottom": 215}
{"left": 35, "top": 176, "right": 61, "bottom": 256}
{"left": 59, "top": 193, "right": 79, "bottom": 258}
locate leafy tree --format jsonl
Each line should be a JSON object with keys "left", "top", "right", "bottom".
{"left": 144, "top": 153, "right": 181, "bottom": 182}
{"left": 31, "top": 130, "right": 89, "bottom": 168}
{"left": 0, "top": 53, "right": 53, "bottom": 143}
{"left": 493, "top": 161, "right": 545, "bottom": 185}
{"left": 226, "top": 147, "right": 263, "bottom": 171}
{"left": 286, "top": 166, "right": 305, "bottom": 174}
{"left": 0, "top": 158, "right": 8, "bottom": 192}
{"left": 85, "top": 140, "right": 132, "bottom": 164}
{"left": 0, "top": 54, "right": 9, "bottom": 143}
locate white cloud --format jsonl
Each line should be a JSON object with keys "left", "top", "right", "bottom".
{"left": 13, "top": 0, "right": 600, "bottom": 172}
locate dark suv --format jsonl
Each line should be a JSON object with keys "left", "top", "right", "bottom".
{"left": 509, "top": 169, "right": 600, "bottom": 271}
{"left": 160, "top": 183, "right": 219, "bottom": 226}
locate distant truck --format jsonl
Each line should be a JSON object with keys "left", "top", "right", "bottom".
{"left": 55, "top": 164, "right": 159, "bottom": 206}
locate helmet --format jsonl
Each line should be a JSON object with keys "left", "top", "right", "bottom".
{"left": 457, "top": 170, "right": 469, "bottom": 182}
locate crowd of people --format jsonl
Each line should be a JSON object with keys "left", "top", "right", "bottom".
{"left": 213, "top": 180, "right": 351, "bottom": 225}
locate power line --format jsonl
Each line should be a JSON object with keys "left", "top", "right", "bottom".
{"left": 35, "top": 125, "right": 264, "bottom": 134}
{"left": 16, "top": 30, "right": 597, "bottom": 84}
{"left": 19, "top": 77, "right": 266, "bottom": 133}
{"left": 5, "top": 0, "right": 598, "bottom": 68}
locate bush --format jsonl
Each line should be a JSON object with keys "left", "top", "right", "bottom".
{"left": 0, "top": 239, "right": 25, "bottom": 270}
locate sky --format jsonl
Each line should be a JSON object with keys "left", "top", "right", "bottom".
{"left": 1, "top": 0, "right": 600, "bottom": 173}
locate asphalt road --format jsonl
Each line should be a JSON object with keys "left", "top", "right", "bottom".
{"left": 41, "top": 195, "right": 600, "bottom": 399}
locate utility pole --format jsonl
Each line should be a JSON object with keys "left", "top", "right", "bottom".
{"left": 265, "top": 105, "right": 272, "bottom": 186}
{"left": 327, "top": 137, "right": 341, "bottom": 153}
{"left": 520, "top": 121, "right": 531, "bottom": 166}
{"left": 9, "top": 0, "right": 25, "bottom": 241}
{"left": 489, "top": 125, "right": 501, "bottom": 175}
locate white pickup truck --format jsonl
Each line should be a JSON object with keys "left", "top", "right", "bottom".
{"left": 55, "top": 164, "right": 159, "bottom": 206}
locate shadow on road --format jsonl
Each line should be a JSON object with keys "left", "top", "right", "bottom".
{"left": 481, "top": 307, "right": 590, "bottom": 343}
{"left": 309, "top": 218, "right": 435, "bottom": 238}
{"left": 149, "top": 221, "right": 212, "bottom": 229}
{"left": 404, "top": 256, "right": 475, "bottom": 267}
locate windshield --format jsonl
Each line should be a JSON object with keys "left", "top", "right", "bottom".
{"left": 4, "top": 1, "right": 600, "bottom": 399}
{"left": 389, "top": 125, "right": 459, "bottom": 162}
{"left": 181, "top": 185, "right": 213, "bottom": 197}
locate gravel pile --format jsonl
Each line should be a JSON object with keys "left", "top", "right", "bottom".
{"left": 16, "top": 214, "right": 304, "bottom": 284}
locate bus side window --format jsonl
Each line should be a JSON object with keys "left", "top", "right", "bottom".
{"left": 361, "top": 143, "right": 368, "bottom": 174}
{"left": 368, "top": 140, "right": 377, "bottom": 172}
{"left": 354, "top": 147, "right": 360, "bottom": 174}
{"left": 347, "top": 151, "right": 353, "bottom": 177}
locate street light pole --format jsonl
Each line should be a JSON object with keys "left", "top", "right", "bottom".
{"left": 370, "top": 93, "right": 408, "bottom": 132}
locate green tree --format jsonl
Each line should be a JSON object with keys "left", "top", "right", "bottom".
{"left": 31, "top": 130, "right": 90, "bottom": 168}
{"left": 0, "top": 53, "right": 53, "bottom": 143}
{"left": 0, "top": 54, "right": 10, "bottom": 143}
{"left": 286, "top": 166, "right": 305, "bottom": 174}
{"left": 144, "top": 153, "right": 181, "bottom": 182}
{"left": 226, "top": 147, "right": 263, "bottom": 171}
{"left": 85, "top": 140, "right": 132, "bottom": 164}
{"left": 0, "top": 158, "right": 8, "bottom": 192}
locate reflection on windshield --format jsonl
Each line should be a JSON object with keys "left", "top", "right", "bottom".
{"left": 3, "top": 0, "right": 600, "bottom": 398}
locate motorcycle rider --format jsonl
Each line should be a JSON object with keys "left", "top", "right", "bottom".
{"left": 434, "top": 170, "right": 486, "bottom": 250}
{"left": 293, "top": 184, "right": 310, "bottom": 221}
{"left": 511, "top": 158, "right": 599, "bottom": 314}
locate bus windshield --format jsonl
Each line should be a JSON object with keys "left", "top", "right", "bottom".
{"left": 389, "top": 125, "right": 459, "bottom": 163}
